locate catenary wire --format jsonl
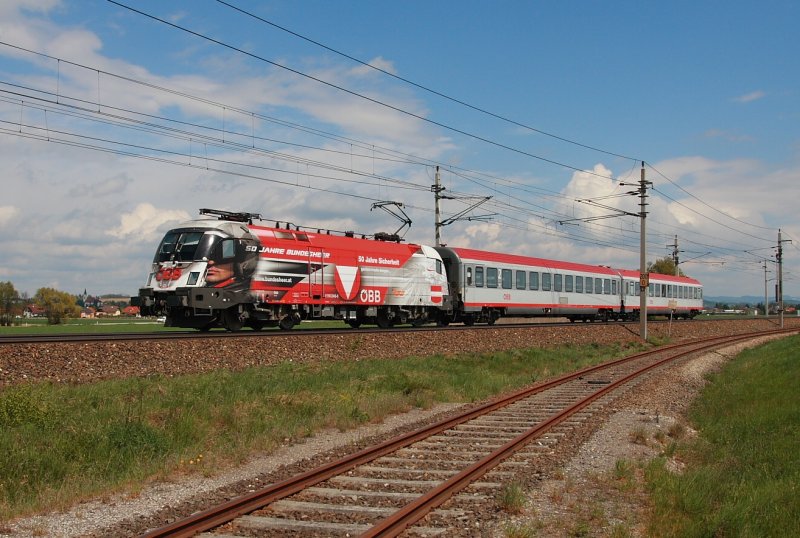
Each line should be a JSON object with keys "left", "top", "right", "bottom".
{"left": 105, "top": 0, "right": 621, "bottom": 182}
{"left": 214, "top": 0, "right": 638, "bottom": 163}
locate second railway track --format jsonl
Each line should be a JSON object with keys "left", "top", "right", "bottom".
{"left": 140, "top": 329, "right": 796, "bottom": 537}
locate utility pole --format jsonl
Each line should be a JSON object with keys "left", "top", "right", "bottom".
{"left": 763, "top": 260, "right": 769, "bottom": 317}
{"left": 432, "top": 166, "right": 444, "bottom": 247}
{"left": 431, "top": 165, "right": 493, "bottom": 247}
{"left": 639, "top": 162, "right": 650, "bottom": 340}
{"left": 669, "top": 235, "right": 680, "bottom": 276}
{"left": 778, "top": 229, "right": 785, "bottom": 328}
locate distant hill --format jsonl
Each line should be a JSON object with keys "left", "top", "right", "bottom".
{"left": 98, "top": 295, "right": 131, "bottom": 305}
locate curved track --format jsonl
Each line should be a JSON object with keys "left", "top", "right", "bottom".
{"left": 139, "top": 329, "right": 794, "bottom": 537}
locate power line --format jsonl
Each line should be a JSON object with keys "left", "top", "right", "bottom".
{"left": 646, "top": 162, "right": 775, "bottom": 233}
{"left": 214, "top": 0, "right": 638, "bottom": 163}
{"left": 105, "top": 0, "right": 619, "bottom": 182}
{"left": 649, "top": 185, "right": 771, "bottom": 244}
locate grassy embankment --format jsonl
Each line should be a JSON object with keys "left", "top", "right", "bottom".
{"left": 644, "top": 334, "right": 800, "bottom": 536}
{"left": 0, "top": 341, "right": 640, "bottom": 522}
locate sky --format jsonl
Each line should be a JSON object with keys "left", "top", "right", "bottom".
{"left": 0, "top": 0, "right": 798, "bottom": 301}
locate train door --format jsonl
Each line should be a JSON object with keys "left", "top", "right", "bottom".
{"left": 463, "top": 264, "right": 474, "bottom": 303}
{"left": 308, "top": 247, "right": 324, "bottom": 303}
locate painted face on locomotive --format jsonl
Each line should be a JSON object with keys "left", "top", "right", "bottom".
{"left": 153, "top": 228, "right": 259, "bottom": 288}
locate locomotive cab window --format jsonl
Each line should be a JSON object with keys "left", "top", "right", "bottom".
{"left": 156, "top": 231, "right": 204, "bottom": 262}
{"left": 487, "top": 267, "right": 498, "bottom": 288}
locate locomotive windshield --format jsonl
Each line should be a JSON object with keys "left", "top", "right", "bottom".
{"left": 154, "top": 230, "right": 229, "bottom": 263}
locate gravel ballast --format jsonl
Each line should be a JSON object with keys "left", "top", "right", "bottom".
{"left": 2, "top": 318, "right": 796, "bottom": 388}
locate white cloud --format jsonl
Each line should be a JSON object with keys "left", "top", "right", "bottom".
{"left": 349, "top": 56, "right": 398, "bottom": 77}
{"left": 108, "top": 203, "right": 190, "bottom": 242}
{"left": 0, "top": 206, "right": 20, "bottom": 228}
{"left": 732, "top": 90, "right": 765, "bottom": 104}
{"left": 703, "top": 129, "right": 754, "bottom": 143}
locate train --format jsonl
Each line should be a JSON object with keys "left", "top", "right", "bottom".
{"left": 132, "top": 208, "right": 704, "bottom": 331}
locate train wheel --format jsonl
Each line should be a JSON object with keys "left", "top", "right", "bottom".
{"left": 223, "top": 309, "right": 243, "bottom": 332}
{"left": 279, "top": 315, "right": 296, "bottom": 330}
{"left": 376, "top": 310, "right": 393, "bottom": 329}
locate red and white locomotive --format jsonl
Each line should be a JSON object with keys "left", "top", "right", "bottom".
{"left": 134, "top": 209, "right": 450, "bottom": 331}
{"left": 133, "top": 209, "right": 703, "bottom": 330}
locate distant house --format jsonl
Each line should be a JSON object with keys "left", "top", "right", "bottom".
{"left": 99, "top": 305, "right": 120, "bottom": 317}
{"left": 84, "top": 295, "right": 104, "bottom": 309}
{"left": 122, "top": 306, "right": 140, "bottom": 317}
{"left": 23, "top": 304, "right": 46, "bottom": 318}
{"left": 81, "top": 307, "right": 97, "bottom": 319}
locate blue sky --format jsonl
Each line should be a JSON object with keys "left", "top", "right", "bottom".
{"left": 0, "top": 0, "right": 798, "bottom": 300}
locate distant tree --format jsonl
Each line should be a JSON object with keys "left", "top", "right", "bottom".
{"left": 0, "top": 281, "right": 21, "bottom": 326}
{"left": 647, "top": 257, "right": 686, "bottom": 277}
{"left": 34, "top": 287, "right": 81, "bottom": 325}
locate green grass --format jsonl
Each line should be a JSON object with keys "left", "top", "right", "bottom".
{"left": 0, "top": 341, "right": 640, "bottom": 521}
{"left": 497, "top": 481, "right": 527, "bottom": 515}
{"left": 0, "top": 318, "right": 375, "bottom": 335}
{"left": 0, "top": 318, "right": 179, "bottom": 334}
{"left": 645, "top": 335, "right": 800, "bottom": 537}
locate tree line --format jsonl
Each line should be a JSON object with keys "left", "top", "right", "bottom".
{"left": 0, "top": 281, "right": 82, "bottom": 326}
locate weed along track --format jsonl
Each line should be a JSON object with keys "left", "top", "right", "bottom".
{"left": 140, "top": 330, "right": 794, "bottom": 537}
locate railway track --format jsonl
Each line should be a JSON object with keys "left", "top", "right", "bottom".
{"left": 140, "top": 329, "right": 794, "bottom": 537}
{"left": 0, "top": 317, "right": 703, "bottom": 345}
